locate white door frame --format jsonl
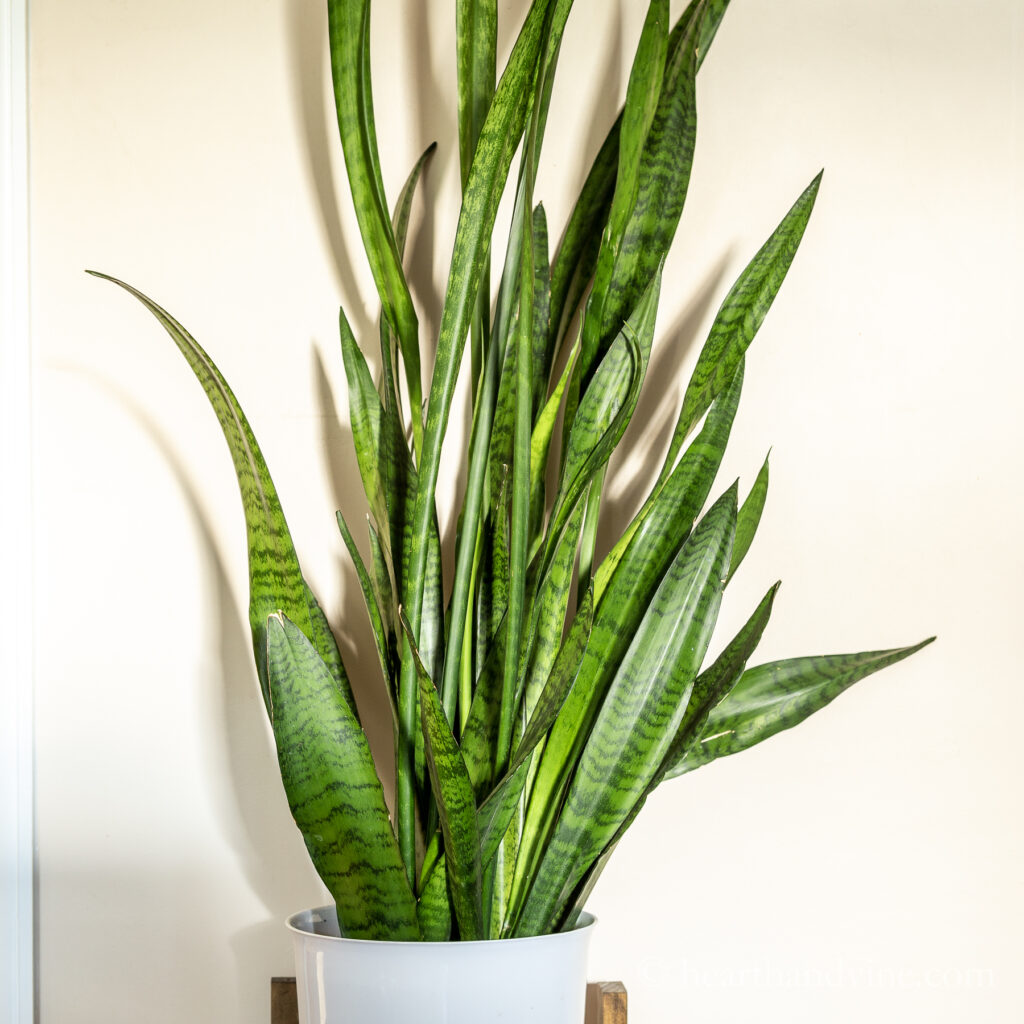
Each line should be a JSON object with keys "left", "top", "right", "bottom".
{"left": 1, "top": 0, "right": 34, "bottom": 1020}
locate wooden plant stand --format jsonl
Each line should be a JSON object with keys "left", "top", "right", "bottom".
{"left": 271, "top": 977, "right": 627, "bottom": 1023}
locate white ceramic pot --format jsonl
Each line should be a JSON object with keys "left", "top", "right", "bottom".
{"left": 287, "top": 905, "right": 595, "bottom": 1024}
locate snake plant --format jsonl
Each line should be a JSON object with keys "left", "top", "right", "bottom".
{"left": 91, "top": 0, "right": 932, "bottom": 942}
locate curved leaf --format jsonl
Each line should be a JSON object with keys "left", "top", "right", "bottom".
{"left": 661, "top": 171, "right": 823, "bottom": 476}
{"left": 267, "top": 614, "right": 418, "bottom": 939}
{"left": 328, "top": 0, "right": 423, "bottom": 450}
{"left": 88, "top": 273, "right": 352, "bottom": 714}
{"left": 673, "top": 638, "right": 936, "bottom": 775}
{"left": 402, "top": 613, "right": 484, "bottom": 940}
{"left": 728, "top": 451, "right": 769, "bottom": 583}
{"left": 514, "top": 485, "right": 736, "bottom": 935}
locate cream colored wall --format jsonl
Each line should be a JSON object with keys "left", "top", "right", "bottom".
{"left": 31, "top": 1, "right": 1022, "bottom": 1022}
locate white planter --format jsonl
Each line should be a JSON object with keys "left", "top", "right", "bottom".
{"left": 287, "top": 905, "right": 596, "bottom": 1024}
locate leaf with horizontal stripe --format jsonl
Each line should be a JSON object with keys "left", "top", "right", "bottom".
{"left": 671, "top": 639, "right": 936, "bottom": 775}
{"left": 267, "top": 614, "right": 418, "bottom": 939}
{"left": 401, "top": 613, "right": 484, "bottom": 941}
{"left": 514, "top": 485, "right": 736, "bottom": 936}
{"left": 728, "top": 451, "right": 770, "bottom": 584}
{"left": 88, "top": 273, "right": 352, "bottom": 715}
{"left": 661, "top": 172, "right": 822, "bottom": 476}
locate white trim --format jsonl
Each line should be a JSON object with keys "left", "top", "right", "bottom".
{"left": 0, "top": 0, "right": 33, "bottom": 1021}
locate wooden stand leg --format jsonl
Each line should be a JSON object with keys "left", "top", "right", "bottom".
{"left": 270, "top": 978, "right": 299, "bottom": 1024}
{"left": 585, "top": 981, "right": 628, "bottom": 1024}
{"left": 272, "top": 977, "right": 627, "bottom": 1023}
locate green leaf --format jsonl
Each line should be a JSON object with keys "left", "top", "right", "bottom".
{"left": 457, "top": 0, "right": 497, "bottom": 187}
{"left": 529, "top": 342, "right": 577, "bottom": 552}
{"left": 456, "top": 0, "right": 497, "bottom": 395}
{"left": 728, "top": 451, "right": 769, "bottom": 583}
{"left": 416, "top": 854, "right": 452, "bottom": 942}
{"left": 662, "top": 581, "right": 779, "bottom": 779}
{"left": 496, "top": 139, "right": 541, "bottom": 775}
{"left": 547, "top": 0, "right": 730, "bottom": 377}
{"left": 602, "top": 0, "right": 669, "bottom": 270}
{"left": 458, "top": 614, "right": 507, "bottom": 797}
{"left": 398, "top": 0, "right": 560, "bottom": 873}
{"left": 595, "top": 359, "right": 743, "bottom": 603}
{"left": 336, "top": 512, "right": 394, "bottom": 708}
{"left": 340, "top": 306, "right": 394, "bottom": 538}
{"left": 530, "top": 204, "right": 553, "bottom": 413}
{"left": 88, "top": 273, "right": 353, "bottom": 715}
{"left": 546, "top": 270, "right": 661, "bottom": 574}
{"left": 476, "top": 586, "right": 594, "bottom": 872}
{"left": 509, "top": 364, "right": 741, "bottom": 925}
{"left": 580, "top": 0, "right": 699, "bottom": 381}
{"left": 266, "top": 614, "right": 418, "bottom": 939}
{"left": 380, "top": 143, "right": 437, "bottom": 417}
{"left": 339, "top": 307, "right": 444, "bottom": 685}
{"left": 328, "top": 0, "right": 423, "bottom": 452}
{"left": 672, "top": 638, "right": 936, "bottom": 776}
{"left": 401, "top": 613, "right": 484, "bottom": 941}
{"left": 514, "top": 485, "right": 736, "bottom": 936}
{"left": 661, "top": 171, "right": 823, "bottom": 476}
{"left": 695, "top": 0, "right": 732, "bottom": 68}
{"left": 520, "top": 503, "right": 585, "bottom": 721}
{"left": 547, "top": 117, "right": 619, "bottom": 363}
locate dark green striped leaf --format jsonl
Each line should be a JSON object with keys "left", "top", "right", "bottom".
{"left": 728, "top": 451, "right": 769, "bottom": 584}
{"left": 662, "top": 581, "right": 779, "bottom": 780}
{"left": 661, "top": 172, "right": 823, "bottom": 476}
{"left": 579, "top": 1, "right": 699, "bottom": 380}
{"left": 416, "top": 853, "right": 452, "bottom": 942}
{"left": 546, "top": 0, "right": 730, "bottom": 372}
{"left": 339, "top": 307, "right": 444, "bottom": 684}
{"left": 515, "top": 485, "right": 736, "bottom": 936}
{"left": 476, "top": 587, "right": 594, "bottom": 869}
{"left": 457, "top": 0, "right": 497, "bottom": 187}
{"left": 88, "top": 273, "right": 352, "bottom": 714}
{"left": 547, "top": 117, "right": 619, "bottom": 364}
{"left": 266, "top": 614, "right": 418, "bottom": 939}
{"left": 546, "top": 271, "right": 660, "bottom": 574}
{"left": 379, "top": 143, "right": 437, "bottom": 417}
{"left": 595, "top": 359, "right": 742, "bottom": 604}
{"left": 328, "top": 0, "right": 423, "bottom": 451}
{"left": 401, "top": 613, "right": 484, "bottom": 941}
{"left": 519, "top": 503, "right": 585, "bottom": 720}
{"left": 672, "top": 639, "right": 936, "bottom": 775}
{"left": 336, "top": 512, "right": 394, "bottom": 707}
{"left": 397, "top": 0, "right": 558, "bottom": 871}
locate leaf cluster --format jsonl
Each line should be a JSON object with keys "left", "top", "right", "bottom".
{"left": 91, "top": 0, "right": 932, "bottom": 941}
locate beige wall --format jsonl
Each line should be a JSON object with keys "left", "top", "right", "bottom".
{"left": 31, "top": 1, "right": 1023, "bottom": 1021}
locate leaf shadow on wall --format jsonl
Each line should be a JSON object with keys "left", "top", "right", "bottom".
{"left": 313, "top": 346, "right": 399, "bottom": 800}
{"left": 89, "top": 378, "right": 326, "bottom": 1010}
{"left": 597, "top": 252, "right": 734, "bottom": 559}
{"left": 285, "top": 0, "right": 370, "bottom": 336}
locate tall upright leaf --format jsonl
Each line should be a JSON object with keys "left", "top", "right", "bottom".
{"left": 397, "top": 0, "right": 560, "bottom": 873}
{"left": 403, "top": 614, "right": 484, "bottom": 940}
{"left": 379, "top": 143, "right": 437, "bottom": 419}
{"left": 328, "top": 0, "right": 424, "bottom": 452}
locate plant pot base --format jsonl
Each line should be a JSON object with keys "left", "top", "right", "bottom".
{"left": 271, "top": 978, "right": 627, "bottom": 1024}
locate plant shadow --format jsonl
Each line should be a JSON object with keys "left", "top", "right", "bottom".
{"left": 80, "top": 372, "right": 325, "bottom": 1012}
{"left": 312, "top": 345, "right": 397, "bottom": 798}
{"left": 285, "top": 0, "right": 370, "bottom": 337}
{"left": 597, "top": 251, "right": 734, "bottom": 554}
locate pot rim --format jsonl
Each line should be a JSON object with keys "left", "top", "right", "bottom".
{"left": 286, "top": 904, "right": 596, "bottom": 948}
